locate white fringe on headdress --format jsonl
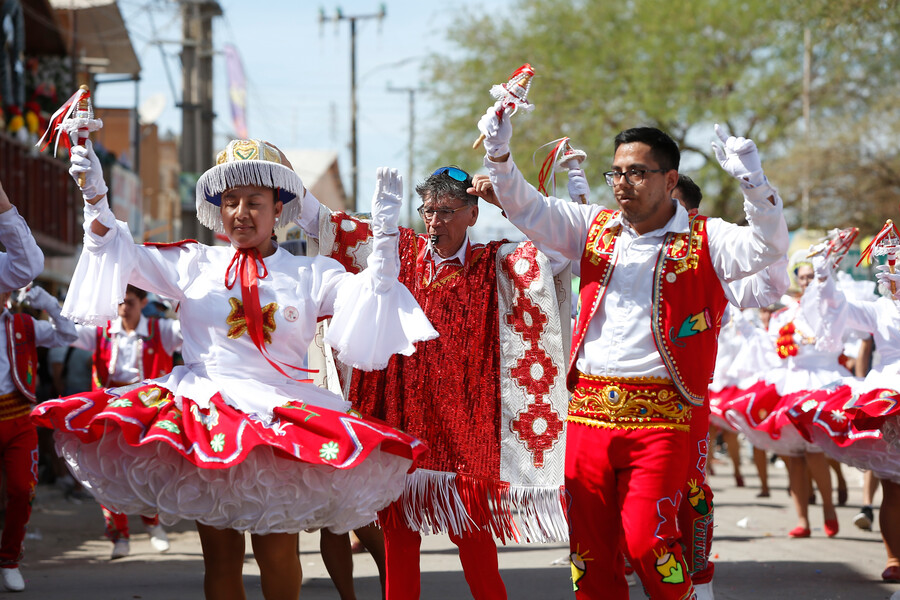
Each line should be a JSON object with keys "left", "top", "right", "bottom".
{"left": 195, "top": 160, "right": 306, "bottom": 233}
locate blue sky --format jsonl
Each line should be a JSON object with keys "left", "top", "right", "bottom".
{"left": 97, "top": 0, "right": 513, "bottom": 224}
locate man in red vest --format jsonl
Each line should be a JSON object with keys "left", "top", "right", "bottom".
{"left": 478, "top": 105, "right": 788, "bottom": 599}
{"left": 0, "top": 286, "right": 76, "bottom": 591}
{"left": 70, "top": 284, "right": 182, "bottom": 559}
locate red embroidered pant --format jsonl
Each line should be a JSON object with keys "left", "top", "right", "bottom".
{"left": 379, "top": 509, "right": 507, "bottom": 600}
{"left": 0, "top": 416, "right": 38, "bottom": 567}
{"left": 566, "top": 422, "right": 695, "bottom": 600}
{"left": 102, "top": 506, "right": 160, "bottom": 542}
{"left": 677, "top": 401, "right": 714, "bottom": 584}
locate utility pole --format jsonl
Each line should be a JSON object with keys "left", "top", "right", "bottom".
{"left": 387, "top": 84, "right": 425, "bottom": 227}
{"left": 801, "top": 27, "right": 811, "bottom": 231}
{"left": 320, "top": 5, "right": 386, "bottom": 212}
{"left": 180, "top": 0, "right": 221, "bottom": 243}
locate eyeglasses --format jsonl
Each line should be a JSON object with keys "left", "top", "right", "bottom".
{"left": 431, "top": 166, "right": 471, "bottom": 183}
{"left": 603, "top": 168, "right": 667, "bottom": 187}
{"left": 417, "top": 204, "right": 471, "bottom": 222}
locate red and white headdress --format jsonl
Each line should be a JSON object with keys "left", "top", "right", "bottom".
{"left": 196, "top": 139, "right": 306, "bottom": 233}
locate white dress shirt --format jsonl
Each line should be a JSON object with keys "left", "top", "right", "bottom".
{"left": 0, "top": 206, "right": 44, "bottom": 293}
{"left": 72, "top": 314, "right": 183, "bottom": 385}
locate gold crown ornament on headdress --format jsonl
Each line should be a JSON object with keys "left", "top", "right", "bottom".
{"left": 195, "top": 139, "right": 306, "bottom": 233}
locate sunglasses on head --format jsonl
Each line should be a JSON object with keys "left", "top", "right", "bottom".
{"left": 431, "top": 166, "right": 470, "bottom": 182}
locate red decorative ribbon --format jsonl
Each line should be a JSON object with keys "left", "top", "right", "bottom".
{"left": 537, "top": 138, "right": 568, "bottom": 196}
{"left": 856, "top": 220, "right": 900, "bottom": 266}
{"left": 225, "top": 248, "right": 316, "bottom": 382}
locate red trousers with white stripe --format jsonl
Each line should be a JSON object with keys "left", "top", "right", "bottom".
{"left": 0, "top": 416, "right": 38, "bottom": 568}
{"left": 678, "top": 401, "right": 714, "bottom": 584}
{"left": 379, "top": 508, "right": 507, "bottom": 600}
{"left": 102, "top": 506, "right": 159, "bottom": 541}
{"left": 566, "top": 422, "right": 696, "bottom": 600}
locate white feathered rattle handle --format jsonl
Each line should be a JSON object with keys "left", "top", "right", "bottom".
{"left": 35, "top": 84, "right": 104, "bottom": 187}
{"left": 536, "top": 137, "right": 588, "bottom": 203}
{"left": 557, "top": 139, "right": 587, "bottom": 204}
{"left": 472, "top": 63, "right": 535, "bottom": 149}
{"left": 806, "top": 226, "right": 859, "bottom": 270}
{"left": 857, "top": 218, "right": 900, "bottom": 295}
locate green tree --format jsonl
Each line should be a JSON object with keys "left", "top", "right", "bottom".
{"left": 424, "top": 0, "right": 900, "bottom": 230}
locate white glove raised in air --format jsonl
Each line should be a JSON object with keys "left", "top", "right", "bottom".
{"left": 812, "top": 252, "right": 831, "bottom": 280}
{"left": 24, "top": 286, "right": 61, "bottom": 314}
{"left": 370, "top": 167, "right": 402, "bottom": 237}
{"left": 875, "top": 264, "right": 900, "bottom": 300}
{"left": 69, "top": 140, "right": 109, "bottom": 201}
{"left": 567, "top": 168, "right": 590, "bottom": 201}
{"left": 711, "top": 124, "right": 765, "bottom": 187}
{"left": 477, "top": 100, "right": 513, "bottom": 158}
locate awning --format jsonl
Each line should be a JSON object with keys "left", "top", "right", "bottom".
{"left": 48, "top": 0, "right": 140, "bottom": 76}
{"left": 21, "top": 0, "right": 68, "bottom": 55}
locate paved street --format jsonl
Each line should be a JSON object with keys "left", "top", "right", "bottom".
{"left": 17, "top": 454, "right": 900, "bottom": 599}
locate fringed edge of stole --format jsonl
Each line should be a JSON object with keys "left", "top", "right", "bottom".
{"left": 381, "top": 469, "right": 569, "bottom": 543}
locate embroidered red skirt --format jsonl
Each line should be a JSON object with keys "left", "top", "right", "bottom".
{"left": 32, "top": 383, "right": 427, "bottom": 534}
{"left": 788, "top": 385, "right": 900, "bottom": 483}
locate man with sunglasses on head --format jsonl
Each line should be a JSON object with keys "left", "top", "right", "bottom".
{"left": 477, "top": 103, "right": 788, "bottom": 600}
{"left": 296, "top": 166, "right": 571, "bottom": 599}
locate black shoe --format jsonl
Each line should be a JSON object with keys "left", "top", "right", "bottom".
{"left": 853, "top": 506, "right": 874, "bottom": 531}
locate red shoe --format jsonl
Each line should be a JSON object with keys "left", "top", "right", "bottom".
{"left": 824, "top": 519, "right": 839, "bottom": 537}
{"left": 882, "top": 565, "right": 900, "bottom": 582}
{"left": 788, "top": 526, "right": 811, "bottom": 538}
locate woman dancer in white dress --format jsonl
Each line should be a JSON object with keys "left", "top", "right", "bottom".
{"left": 792, "top": 241, "right": 900, "bottom": 582}
{"left": 33, "top": 139, "right": 436, "bottom": 599}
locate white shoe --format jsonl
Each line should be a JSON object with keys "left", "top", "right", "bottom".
{"left": 111, "top": 538, "right": 130, "bottom": 560}
{"left": 1, "top": 567, "right": 25, "bottom": 592}
{"left": 695, "top": 581, "right": 716, "bottom": 600}
{"left": 146, "top": 524, "right": 170, "bottom": 552}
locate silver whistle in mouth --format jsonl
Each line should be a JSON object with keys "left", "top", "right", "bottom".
{"left": 429, "top": 234, "right": 439, "bottom": 245}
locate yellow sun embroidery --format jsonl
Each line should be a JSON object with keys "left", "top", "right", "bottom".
{"left": 225, "top": 297, "right": 278, "bottom": 344}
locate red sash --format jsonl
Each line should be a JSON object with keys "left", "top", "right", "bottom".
{"left": 5, "top": 313, "right": 37, "bottom": 402}
{"left": 575, "top": 211, "right": 727, "bottom": 405}
{"left": 92, "top": 317, "right": 174, "bottom": 389}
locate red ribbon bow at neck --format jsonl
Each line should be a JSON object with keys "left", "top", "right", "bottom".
{"left": 225, "top": 247, "right": 315, "bottom": 383}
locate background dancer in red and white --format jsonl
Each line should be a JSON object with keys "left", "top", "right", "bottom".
{"left": 0, "top": 286, "right": 75, "bottom": 592}
{"left": 477, "top": 98, "right": 788, "bottom": 599}
{"left": 787, "top": 233, "right": 900, "bottom": 583}
{"left": 33, "top": 139, "right": 435, "bottom": 600}
{"left": 729, "top": 250, "right": 852, "bottom": 539}
{"left": 69, "top": 284, "right": 182, "bottom": 559}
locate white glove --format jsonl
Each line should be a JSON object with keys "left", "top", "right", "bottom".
{"left": 69, "top": 140, "right": 109, "bottom": 201}
{"left": 567, "top": 168, "right": 590, "bottom": 201}
{"left": 371, "top": 167, "right": 402, "bottom": 237}
{"left": 812, "top": 252, "right": 831, "bottom": 280}
{"left": 24, "top": 286, "right": 61, "bottom": 314}
{"left": 711, "top": 124, "right": 765, "bottom": 187}
{"left": 477, "top": 100, "right": 513, "bottom": 158}
{"left": 875, "top": 264, "right": 900, "bottom": 300}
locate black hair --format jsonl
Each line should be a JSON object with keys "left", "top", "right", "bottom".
{"left": 125, "top": 284, "right": 148, "bottom": 300}
{"left": 614, "top": 127, "right": 680, "bottom": 172}
{"left": 675, "top": 174, "right": 702, "bottom": 210}
{"left": 415, "top": 166, "right": 477, "bottom": 205}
